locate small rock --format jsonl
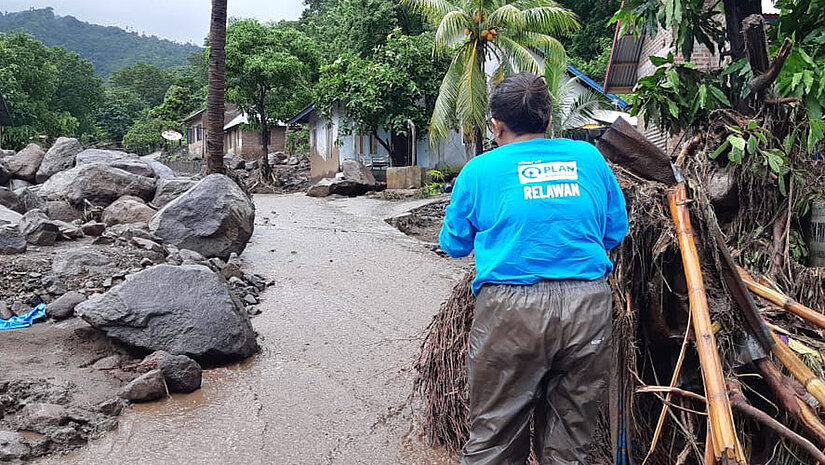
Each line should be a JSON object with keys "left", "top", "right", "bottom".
{"left": 247, "top": 306, "right": 261, "bottom": 316}
{"left": 96, "top": 398, "right": 125, "bottom": 417}
{"left": 208, "top": 257, "right": 226, "bottom": 270}
{"left": 54, "top": 220, "right": 84, "bottom": 239}
{"left": 18, "top": 209, "right": 60, "bottom": 246}
{"left": 243, "top": 294, "right": 258, "bottom": 305}
{"left": 81, "top": 221, "right": 106, "bottom": 236}
{"left": 158, "top": 355, "right": 202, "bottom": 393}
{"left": 0, "top": 301, "right": 11, "bottom": 320}
{"left": 179, "top": 248, "right": 206, "bottom": 263}
{"left": 228, "top": 276, "right": 244, "bottom": 288}
{"left": 0, "top": 187, "right": 22, "bottom": 213}
{"left": 247, "top": 274, "right": 267, "bottom": 291}
{"left": 4, "top": 144, "right": 45, "bottom": 183}
{"left": 219, "top": 263, "right": 244, "bottom": 281}
{"left": 142, "top": 350, "right": 171, "bottom": 366}
{"left": 119, "top": 369, "right": 167, "bottom": 403}
{"left": 140, "top": 258, "right": 154, "bottom": 267}
{"left": 92, "top": 236, "right": 115, "bottom": 246}
{"left": 52, "top": 248, "right": 116, "bottom": 278}
{"left": 92, "top": 354, "right": 122, "bottom": 370}
{"left": 11, "top": 302, "right": 31, "bottom": 317}
{"left": 103, "top": 277, "right": 113, "bottom": 288}
{"left": 0, "top": 225, "right": 26, "bottom": 255}
{"left": 47, "top": 291, "right": 86, "bottom": 319}
{"left": 132, "top": 237, "right": 163, "bottom": 254}
{"left": 44, "top": 200, "right": 84, "bottom": 223}
{"left": 17, "top": 403, "right": 69, "bottom": 433}
{"left": 0, "top": 430, "right": 30, "bottom": 461}
{"left": 48, "top": 426, "right": 84, "bottom": 446}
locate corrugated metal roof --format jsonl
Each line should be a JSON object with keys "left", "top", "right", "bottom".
{"left": 0, "top": 90, "right": 12, "bottom": 127}
{"left": 288, "top": 105, "right": 315, "bottom": 125}
{"left": 604, "top": 30, "right": 644, "bottom": 95}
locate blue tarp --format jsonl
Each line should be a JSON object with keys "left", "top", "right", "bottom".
{"left": 0, "top": 304, "right": 46, "bottom": 330}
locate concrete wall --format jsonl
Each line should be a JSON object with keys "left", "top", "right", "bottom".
{"left": 186, "top": 113, "right": 206, "bottom": 159}
{"left": 224, "top": 126, "right": 287, "bottom": 161}
{"left": 308, "top": 111, "right": 340, "bottom": 180}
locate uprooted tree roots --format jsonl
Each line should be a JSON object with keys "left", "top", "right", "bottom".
{"left": 413, "top": 108, "right": 825, "bottom": 464}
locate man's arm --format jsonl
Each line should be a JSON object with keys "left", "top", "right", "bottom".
{"left": 439, "top": 167, "right": 476, "bottom": 258}
{"left": 602, "top": 163, "right": 628, "bottom": 251}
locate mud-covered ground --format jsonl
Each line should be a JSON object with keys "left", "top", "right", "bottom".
{"left": 385, "top": 196, "right": 449, "bottom": 245}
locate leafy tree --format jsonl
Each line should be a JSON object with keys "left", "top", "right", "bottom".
{"left": 150, "top": 85, "right": 201, "bottom": 122}
{"left": 403, "top": 0, "right": 579, "bottom": 155}
{"left": 110, "top": 62, "right": 173, "bottom": 107}
{"left": 122, "top": 115, "right": 180, "bottom": 155}
{"left": 50, "top": 46, "right": 105, "bottom": 137}
{"left": 225, "top": 19, "right": 320, "bottom": 157}
{"left": 95, "top": 87, "right": 146, "bottom": 142}
{"left": 558, "top": 0, "right": 620, "bottom": 80}
{"left": 315, "top": 31, "right": 448, "bottom": 152}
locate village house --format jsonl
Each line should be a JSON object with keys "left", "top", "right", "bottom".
{"left": 0, "top": 89, "right": 12, "bottom": 150}
{"left": 289, "top": 65, "right": 631, "bottom": 182}
{"left": 182, "top": 103, "right": 287, "bottom": 161}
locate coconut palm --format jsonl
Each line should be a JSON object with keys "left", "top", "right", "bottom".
{"left": 206, "top": 0, "right": 228, "bottom": 174}
{"left": 402, "top": 0, "right": 579, "bottom": 155}
{"left": 544, "top": 62, "right": 605, "bottom": 138}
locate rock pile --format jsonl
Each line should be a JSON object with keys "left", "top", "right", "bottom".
{"left": 307, "top": 158, "right": 379, "bottom": 198}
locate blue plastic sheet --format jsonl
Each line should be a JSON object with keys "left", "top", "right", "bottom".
{"left": 0, "top": 304, "right": 47, "bottom": 330}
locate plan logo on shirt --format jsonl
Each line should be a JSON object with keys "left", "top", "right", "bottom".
{"left": 517, "top": 161, "right": 578, "bottom": 184}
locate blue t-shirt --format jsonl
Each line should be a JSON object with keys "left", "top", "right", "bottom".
{"left": 439, "top": 138, "right": 628, "bottom": 294}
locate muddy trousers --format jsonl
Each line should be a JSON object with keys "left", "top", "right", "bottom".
{"left": 461, "top": 279, "right": 612, "bottom": 465}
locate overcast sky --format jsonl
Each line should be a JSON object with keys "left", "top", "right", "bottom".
{"left": 2, "top": 1, "right": 306, "bottom": 44}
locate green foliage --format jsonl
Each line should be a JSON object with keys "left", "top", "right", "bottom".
{"left": 149, "top": 86, "right": 201, "bottom": 122}
{"left": 287, "top": 127, "right": 310, "bottom": 155}
{"left": 558, "top": 0, "right": 620, "bottom": 81}
{"left": 403, "top": 0, "right": 579, "bottom": 147}
{"left": 225, "top": 20, "right": 320, "bottom": 131}
{"left": 611, "top": 0, "right": 723, "bottom": 61}
{"left": 122, "top": 116, "right": 179, "bottom": 155}
{"left": 95, "top": 87, "right": 146, "bottom": 142}
{"left": 0, "top": 8, "right": 201, "bottom": 76}
{"left": 0, "top": 32, "right": 104, "bottom": 149}
{"left": 110, "top": 62, "right": 173, "bottom": 108}
{"left": 315, "top": 31, "right": 447, "bottom": 144}
{"left": 628, "top": 53, "right": 730, "bottom": 134}
{"left": 544, "top": 62, "right": 606, "bottom": 137}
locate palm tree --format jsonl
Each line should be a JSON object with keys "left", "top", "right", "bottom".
{"left": 402, "top": 0, "right": 579, "bottom": 155}
{"left": 206, "top": 0, "right": 228, "bottom": 175}
{"left": 544, "top": 62, "right": 605, "bottom": 138}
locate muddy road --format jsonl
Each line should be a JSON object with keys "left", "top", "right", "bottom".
{"left": 38, "top": 194, "right": 464, "bottom": 465}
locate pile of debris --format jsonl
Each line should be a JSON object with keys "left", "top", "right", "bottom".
{"left": 0, "top": 138, "right": 269, "bottom": 460}
{"left": 227, "top": 151, "right": 312, "bottom": 194}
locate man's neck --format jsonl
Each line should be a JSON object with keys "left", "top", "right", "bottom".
{"left": 499, "top": 133, "right": 545, "bottom": 146}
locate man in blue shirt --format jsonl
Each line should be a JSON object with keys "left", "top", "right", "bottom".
{"left": 440, "top": 72, "right": 628, "bottom": 465}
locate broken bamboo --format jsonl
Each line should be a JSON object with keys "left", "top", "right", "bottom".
{"left": 737, "top": 267, "right": 825, "bottom": 331}
{"left": 769, "top": 329, "right": 825, "bottom": 407}
{"left": 668, "top": 184, "right": 745, "bottom": 464}
{"left": 728, "top": 381, "right": 825, "bottom": 464}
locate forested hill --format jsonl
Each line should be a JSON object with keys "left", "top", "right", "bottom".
{"left": 0, "top": 7, "right": 201, "bottom": 76}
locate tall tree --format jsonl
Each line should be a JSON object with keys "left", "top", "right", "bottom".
{"left": 403, "top": 0, "right": 579, "bottom": 155}
{"left": 225, "top": 20, "right": 319, "bottom": 161}
{"left": 206, "top": 0, "right": 227, "bottom": 175}
{"left": 110, "top": 62, "right": 173, "bottom": 107}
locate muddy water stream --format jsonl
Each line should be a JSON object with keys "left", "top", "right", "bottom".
{"left": 39, "top": 195, "right": 461, "bottom": 465}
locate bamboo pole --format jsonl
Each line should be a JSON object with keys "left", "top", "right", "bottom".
{"left": 769, "top": 329, "right": 825, "bottom": 407}
{"left": 668, "top": 184, "right": 745, "bottom": 465}
{"left": 737, "top": 268, "right": 825, "bottom": 331}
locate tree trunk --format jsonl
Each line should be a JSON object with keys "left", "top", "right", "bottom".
{"left": 723, "top": 0, "right": 762, "bottom": 61}
{"left": 474, "top": 44, "right": 486, "bottom": 157}
{"left": 205, "top": 0, "right": 227, "bottom": 175}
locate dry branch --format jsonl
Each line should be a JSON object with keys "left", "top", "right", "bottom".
{"left": 756, "top": 358, "right": 825, "bottom": 447}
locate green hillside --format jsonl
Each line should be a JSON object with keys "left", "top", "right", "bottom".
{"left": 0, "top": 7, "right": 202, "bottom": 76}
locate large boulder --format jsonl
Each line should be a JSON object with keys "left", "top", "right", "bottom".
{"left": 341, "top": 158, "right": 376, "bottom": 186}
{"left": 141, "top": 157, "right": 175, "bottom": 180}
{"left": 35, "top": 137, "right": 83, "bottom": 183}
{"left": 13, "top": 186, "right": 46, "bottom": 213}
{"left": 149, "top": 174, "right": 254, "bottom": 260}
{"left": 44, "top": 200, "right": 84, "bottom": 223}
{"left": 150, "top": 178, "right": 197, "bottom": 209}
{"left": 0, "top": 159, "right": 10, "bottom": 185}
{"left": 0, "top": 205, "right": 22, "bottom": 226}
{"left": 76, "top": 149, "right": 155, "bottom": 178}
{"left": 75, "top": 264, "right": 258, "bottom": 361}
{"left": 39, "top": 164, "right": 156, "bottom": 206}
{"left": 18, "top": 209, "right": 60, "bottom": 246}
{"left": 3, "top": 144, "right": 45, "bottom": 183}
{"left": 0, "top": 225, "right": 26, "bottom": 255}
{"left": 0, "top": 188, "right": 22, "bottom": 213}
{"left": 102, "top": 195, "right": 156, "bottom": 226}
{"left": 47, "top": 291, "right": 87, "bottom": 319}
{"left": 306, "top": 178, "right": 368, "bottom": 198}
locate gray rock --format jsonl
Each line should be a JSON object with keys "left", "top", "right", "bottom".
{"left": 224, "top": 155, "right": 245, "bottom": 170}
{"left": 11, "top": 302, "right": 31, "bottom": 317}
{"left": 178, "top": 248, "right": 206, "bottom": 263}
{"left": 102, "top": 195, "right": 156, "bottom": 226}
{"left": 0, "top": 225, "right": 25, "bottom": 255}
{"left": 47, "top": 291, "right": 86, "bottom": 319}
{"left": 52, "top": 248, "right": 116, "bottom": 278}
{"left": 36, "top": 137, "right": 83, "bottom": 183}
{"left": 268, "top": 152, "right": 287, "bottom": 165}
{"left": 44, "top": 200, "right": 84, "bottom": 223}
{"left": 76, "top": 264, "right": 258, "bottom": 361}
{"left": 119, "top": 369, "right": 167, "bottom": 403}
{"left": 159, "top": 355, "right": 202, "bottom": 393}
{"left": 0, "top": 187, "right": 22, "bottom": 213}
{"left": 0, "top": 430, "right": 30, "bottom": 461}
{"left": 16, "top": 403, "right": 68, "bottom": 433}
{"left": 105, "top": 222, "right": 158, "bottom": 242}
{"left": 307, "top": 178, "right": 366, "bottom": 198}
{"left": 14, "top": 186, "right": 45, "bottom": 212}
{"left": 49, "top": 426, "right": 84, "bottom": 446}
{"left": 286, "top": 156, "right": 299, "bottom": 165}
{"left": 341, "top": 158, "right": 377, "bottom": 186}
{"left": 8, "top": 178, "right": 31, "bottom": 191}
{"left": 139, "top": 257, "right": 154, "bottom": 267}
{"left": 0, "top": 159, "right": 9, "bottom": 186}
{"left": 81, "top": 221, "right": 106, "bottom": 236}
{"left": 39, "top": 164, "right": 156, "bottom": 207}
{"left": 97, "top": 398, "right": 125, "bottom": 417}
{"left": 54, "top": 220, "right": 84, "bottom": 239}
{"left": 19, "top": 209, "right": 60, "bottom": 246}
{"left": 149, "top": 174, "right": 255, "bottom": 260}
{"left": 246, "top": 160, "right": 259, "bottom": 171}
{"left": 149, "top": 178, "right": 197, "bottom": 210}
{"left": 142, "top": 158, "right": 175, "bottom": 179}
{"left": 243, "top": 294, "right": 258, "bottom": 305}
{"left": 76, "top": 149, "right": 156, "bottom": 178}
{"left": 4, "top": 143, "right": 45, "bottom": 182}
{"left": 0, "top": 204, "right": 22, "bottom": 226}
{"left": 0, "top": 301, "right": 11, "bottom": 320}
{"left": 132, "top": 237, "right": 163, "bottom": 253}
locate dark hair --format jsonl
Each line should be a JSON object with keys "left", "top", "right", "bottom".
{"left": 489, "top": 72, "right": 552, "bottom": 135}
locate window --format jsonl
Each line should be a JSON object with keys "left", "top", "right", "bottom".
{"left": 369, "top": 135, "right": 378, "bottom": 154}
{"left": 353, "top": 134, "right": 365, "bottom": 155}
{"left": 196, "top": 125, "right": 203, "bottom": 142}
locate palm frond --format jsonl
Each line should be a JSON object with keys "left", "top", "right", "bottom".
{"left": 430, "top": 49, "right": 468, "bottom": 142}
{"left": 492, "top": 35, "right": 541, "bottom": 74}
{"left": 513, "top": 31, "right": 567, "bottom": 69}
{"left": 486, "top": 4, "right": 526, "bottom": 30}
{"left": 401, "top": 0, "right": 460, "bottom": 24}
{"left": 435, "top": 11, "right": 474, "bottom": 54}
{"left": 559, "top": 87, "right": 604, "bottom": 132}
{"left": 491, "top": 52, "right": 515, "bottom": 86}
{"left": 521, "top": 4, "right": 579, "bottom": 37}
{"left": 455, "top": 41, "right": 488, "bottom": 139}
